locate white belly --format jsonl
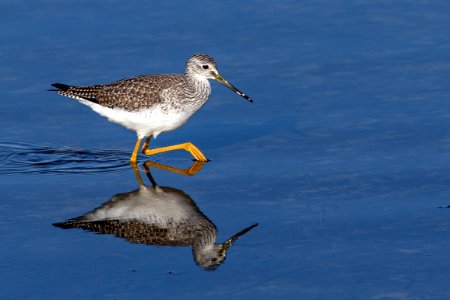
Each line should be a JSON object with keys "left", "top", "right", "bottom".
{"left": 80, "top": 100, "right": 197, "bottom": 138}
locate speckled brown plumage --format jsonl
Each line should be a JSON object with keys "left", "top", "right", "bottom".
{"left": 50, "top": 54, "right": 226, "bottom": 112}
{"left": 52, "top": 75, "right": 194, "bottom": 111}
{"left": 54, "top": 218, "right": 216, "bottom": 247}
{"left": 53, "top": 185, "right": 218, "bottom": 247}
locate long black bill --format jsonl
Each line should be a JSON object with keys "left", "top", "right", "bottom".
{"left": 212, "top": 72, "right": 253, "bottom": 103}
{"left": 221, "top": 223, "right": 258, "bottom": 251}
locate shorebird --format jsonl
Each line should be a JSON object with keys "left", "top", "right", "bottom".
{"left": 54, "top": 163, "right": 257, "bottom": 269}
{"left": 50, "top": 54, "right": 252, "bottom": 163}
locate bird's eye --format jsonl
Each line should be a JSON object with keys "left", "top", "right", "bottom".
{"left": 202, "top": 65, "right": 209, "bottom": 69}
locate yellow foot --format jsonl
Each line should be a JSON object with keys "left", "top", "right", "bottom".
{"left": 141, "top": 136, "right": 208, "bottom": 161}
{"left": 144, "top": 160, "right": 206, "bottom": 176}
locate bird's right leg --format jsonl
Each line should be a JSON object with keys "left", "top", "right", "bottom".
{"left": 130, "top": 137, "right": 142, "bottom": 164}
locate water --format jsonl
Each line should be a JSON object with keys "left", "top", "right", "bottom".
{"left": 1, "top": 1, "right": 450, "bottom": 299}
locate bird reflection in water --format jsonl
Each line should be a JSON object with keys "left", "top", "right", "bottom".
{"left": 54, "top": 160, "right": 258, "bottom": 270}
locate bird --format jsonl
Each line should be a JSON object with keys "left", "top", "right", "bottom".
{"left": 53, "top": 163, "right": 258, "bottom": 269}
{"left": 49, "top": 54, "right": 253, "bottom": 163}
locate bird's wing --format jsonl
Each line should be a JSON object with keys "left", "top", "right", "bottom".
{"left": 51, "top": 74, "right": 185, "bottom": 111}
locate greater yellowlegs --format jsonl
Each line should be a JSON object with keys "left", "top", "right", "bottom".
{"left": 50, "top": 54, "right": 252, "bottom": 163}
{"left": 54, "top": 163, "right": 258, "bottom": 269}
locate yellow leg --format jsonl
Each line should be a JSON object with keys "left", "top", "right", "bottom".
{"left": 130, "top": 137, "right": 142, "bottom": 164}
{"left": 142, "top": 136, "right": 208, "bottom": 162}
{"left": 141, "top": 136, "right": 152, "bottom": 153}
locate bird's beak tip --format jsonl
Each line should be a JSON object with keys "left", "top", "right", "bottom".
{"left": 213, "top": 73, "right": 254, "bottom": 103}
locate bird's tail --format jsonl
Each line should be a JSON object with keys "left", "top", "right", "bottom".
{"left": 48, "top": 83, "right": 101, "bottom": 103}
{"left": 48, "top": 83, "right": 71, "bottom": 92}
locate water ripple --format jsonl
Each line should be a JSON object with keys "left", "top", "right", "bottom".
{"left": 0, "top": 141, "right": 130, "bottom": 175}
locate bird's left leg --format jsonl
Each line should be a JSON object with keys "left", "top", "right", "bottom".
{"left": 141, "top": 136, "right": 152, "bottom": 153}
{"left": 142, "top": 136, "right": 208, "bottom": 161}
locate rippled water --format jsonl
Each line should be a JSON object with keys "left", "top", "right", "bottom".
{"left": 0, "top": 141, "right": 130, "bottom": 174}
{"left": 2, "top": 1, "right": 450, "bottom": 299}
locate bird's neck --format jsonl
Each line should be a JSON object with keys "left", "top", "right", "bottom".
{"left": 185, "top": 73, "right": 211, "bottom": 101}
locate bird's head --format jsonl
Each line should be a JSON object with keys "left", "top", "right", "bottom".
{"left": 186, "top": 53, "right": 253, "bottom": 103}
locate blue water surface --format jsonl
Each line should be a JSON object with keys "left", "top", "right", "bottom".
{"left": 1, "top": 1, "right": 450, "bottom": 299}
